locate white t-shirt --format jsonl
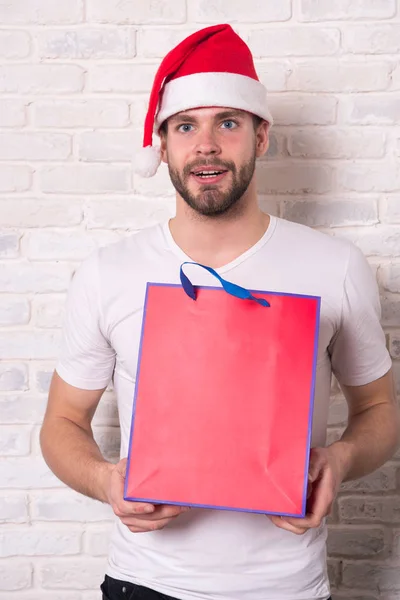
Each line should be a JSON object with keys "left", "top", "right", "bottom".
{"left": 56, "top": 215, "right": 391, "bottom": 600}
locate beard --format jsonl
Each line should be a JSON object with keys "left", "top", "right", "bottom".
{"left": 167, "top": 153, "right": 257, "bottom": 217}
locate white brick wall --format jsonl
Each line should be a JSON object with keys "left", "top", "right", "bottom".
{"left": 0, "top": 1, "right": 399, "bottom": 597}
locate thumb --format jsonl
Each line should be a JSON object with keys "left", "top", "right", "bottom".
{"left": 308, "top": 449, "right": 324, "bottom": 484}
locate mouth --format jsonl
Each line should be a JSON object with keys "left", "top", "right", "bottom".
{"left": 190, "top": 167, "right": 229, "bottom": 184}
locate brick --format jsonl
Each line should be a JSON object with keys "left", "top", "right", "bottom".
{"left": 268, "top": 94, "right": 337, "bottom": 126}
{"left": 0, "top": 65, "right": 84, "bottom": 94}
{"left": 0, "top": 0, "right": 83, "bottom": 24}
{"left": 282, "top": 198, "right": 378, "bottom": 228}
{"left": 338, "top": 163, "right": 400, "bottom": 193}
{"left": 0, "top": 494, "right": 28, "bottom": 523}
{"left": 191, "top": 0, "right": 291, "bottom": 22}
{"left": 87, "top": 0, "right": 186, "bottom": 24}
{"left": 0, "top": 261, "right": 72, "bottom": 293}
{"left": 79, "top": 131, "right": 140, "bottom": 162}
{"left": 0, "top": 363, "right": 28, "bottom": 391}
{"left": 137, "top": 27, "right": 196, "bottom": 57}
{"left": 0, "top": 233, "right": 19, "bottom": 258}
{"left": 31, "top": 295, "right": 65, "bottom": 329}
{"left": 0, "top": 296, "right": 29, "bottom": 325}
{"left": 0, "top": 527, "right": 81, "bottom": 557}
{"left": 257, "top": 196, "right": 280, "bottom": 217}
{"left": 343, "top": 24, "right": 400, "bottom": 54}
{"left": 255, "top": 61, "right": 292, "bottom": 92}
{"left": 289, "top": 61, "right": 390, "bottom": 92}
{"left": 38, "top": 28, "right": 135, "bottom": 59}
{"left": 391, "top": 63, "right": 400, "bottom": 92}
{"left": 0, "top": 395, "right": 47, "bottom": 424}
{"left": 33, "top": 100, "right": 129, "bottom": 128}
{"left": 93, "top": 426, "right": 120, "bottom": 461}
{"left": 342, "top": 562, "right": 400, "bottom": 592}
{"left": 85, "top": 197, "right": 175, "bottom": 230}
{"left": 87, "top": 63, "right": 157, "bottom": 93}
{"left": 257, "top": 163, "right": 333, "bottom": 194}
{"left": 300, "top": 0, "right": 396, "bottom": 21}
{"left": 327, "top": 558, "right": 340, "bottom": 588}
{"left": 91, "top": 391, "right": 119, "bottom": 426}
{"left": 83, "top": 525, "right": 113, "bottom": 556}
{"left": 0, "top": 199, "right": 82, "bottom": 228}
{"left": 40, "top": 558, "right": 106, "bottom": 589}
{"left": 0, "top": 331, "right": 62, "bottom": 360}
{"left": 35, "top": 368, "right": 53, "bottom": 393}
{"left": 249, "top": 27, "right": 339, "bottom": 57}
{"left": 133, "top": 163, "right": 176, "bottom": 196}
{"left": 0, "top": 593, "right": 81, "bottom": 600}
{"left": 0, "top": 165, "right": 31, "bottom": 192}
{"left": 342, "top": 94, "right": 400, "bottom": 124}
{"left": 41, "top": 165, "right": 130, "bottom": 194}
{"left": 389, "top": 334, "right": 400, "bottom": 359}
{"left": 0, "top": 133, "right": 71, "bottom": 161}
{"left": 288, "top": 128, "right": 385, "bottom": 159}
{"left": 0, "top": 561, "right": 32, "bottom": 590}
{"left": 332, "top": 226, "right": 400, "bottom": 257}
{"left": 23, "top": 230, "right": 100, "bottom": 261}
{"left": 339, "top": 496, "right": 400, "bottom": 523}
{"left": 0, "top": 30, "right": 30, "bottom": 58}
{"left": 0, "top": 426, "right": 31, "bottom": 457}
{"left": 332, "top": 594, "right": 377, "bottom": 600}
{"left": 381, "top": 295, "right": 400, "bottom": 328}
{"left": 31, "top": 489, "right": 113, "bottom": 522}
{"left": 0, "top": 593, "right": 82, "bottom": 600}
{"left": 381, "top": 264, "right": 400, "bottom": 293}
{"left": 0, "top": 457, "right": 62, "bottom": 489}
{"left": 327, "top": 526, "right": 386, "bottom": 557}
{"left": 0, "top": 100, "right": 26, "bottom": 127}
{"left": 380, "top": 196, "right": 400, "bottom": 223}
{"left": 1, "top": 391, "right": 36, "bottom": 426}
{"left": 130, "top": 96, "right": 149, "bottom": 128}
{"left": 328, "top": 396, "right": 348, "bottom": 426}
{"left": 340, "top": 465, "right": 397, "bottom": 493}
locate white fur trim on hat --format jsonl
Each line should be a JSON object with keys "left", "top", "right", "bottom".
{"left": 134, "top": 145, "right": 162, "bottom": 178}
{"left": 155, "top": 72, "right": 273, "bottom": 130}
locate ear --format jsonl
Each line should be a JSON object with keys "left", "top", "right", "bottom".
{"left": 255, "top": 121, "right": 270, "bottom": 158}
{"left": 160, "top": 130, "right": 168, "bottom": 164}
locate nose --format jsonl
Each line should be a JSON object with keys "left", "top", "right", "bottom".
{"left": 194, "top": 128, "right": 221, "bottom": 157}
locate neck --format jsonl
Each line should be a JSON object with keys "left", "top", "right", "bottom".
{"left": 168, "top": 178, "right": 270, "bottom": 269}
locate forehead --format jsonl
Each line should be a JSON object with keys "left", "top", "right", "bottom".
{"left": 168, "top": 107, "right": 251, "bottom": 122}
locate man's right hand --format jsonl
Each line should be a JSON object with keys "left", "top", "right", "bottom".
{"left": 104, "top": 458, "right": 190, "bottom": 533}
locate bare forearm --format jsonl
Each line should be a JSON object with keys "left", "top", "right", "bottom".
{"left": 40, "top": 416, "right": 113, "bottom": 503}
{"left": 328, "top": 402, "right": 400, "bottom": 483}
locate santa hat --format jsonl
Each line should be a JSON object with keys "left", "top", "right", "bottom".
{"left": 135, "top": 24, "right": 273, "bottom": 178}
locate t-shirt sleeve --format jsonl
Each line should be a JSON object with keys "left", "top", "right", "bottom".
{"left": 329, "top": 244, "right": 392, "bottom": 387}
{"left": 56, "top": 251, "right": 116, "bottom": 390}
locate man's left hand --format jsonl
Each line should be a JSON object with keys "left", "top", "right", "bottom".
{"left": 268, "top": 446, "right": 345, "bottom": 535}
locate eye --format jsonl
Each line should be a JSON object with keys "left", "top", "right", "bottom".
{"left": 177, "top": 123, "right": 194, "bottom": 133}
{"left": 221, "top": 120, "right": 238, "bottom": 130}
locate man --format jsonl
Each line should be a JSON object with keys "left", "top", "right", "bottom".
{"left": 40, "top": 24, "right": 399, "bottom": 600}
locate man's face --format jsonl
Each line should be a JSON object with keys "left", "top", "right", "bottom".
{"left": 160, "top": 107, "right": 266, "bottom": 217}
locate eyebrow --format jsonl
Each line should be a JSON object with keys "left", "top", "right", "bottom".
{"left": 169, "top": 109, "right": 246, "bottom": 125}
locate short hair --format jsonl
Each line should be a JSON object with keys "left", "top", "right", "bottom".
{"left": 159, "top": 112, "right": 264, "bottom": 136}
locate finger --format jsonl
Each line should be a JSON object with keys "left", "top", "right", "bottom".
{"left": 308, "top": 449, "right": 326, "bottom": 484}
{"left": 125, "top": 504, "right": 190, "bottom": 522}
{"left": 307, "top": 466, "right": 334, "bottom": 523}
{"left": 268, "top": 515, "right": 308, "bottom": 536}
{"left": 113, "top": 499, "right": 155, "bottom": 518}
{"left": 124, "top": 517, "right": 174, "bottom": 533}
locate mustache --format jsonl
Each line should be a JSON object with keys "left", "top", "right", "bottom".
{"left": 183, "top": 159, "right": 236, "bottom": 179}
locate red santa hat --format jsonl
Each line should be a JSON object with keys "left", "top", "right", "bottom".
{"left": 135, "top": 24, "right": 273, "bottom": 178}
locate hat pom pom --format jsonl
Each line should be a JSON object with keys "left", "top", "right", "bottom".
{"left": 134, "top": 145, "right": 162, "bottom": 178}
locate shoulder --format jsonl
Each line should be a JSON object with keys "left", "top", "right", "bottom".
{"left": 274, "top": 217, "right": 357, "bottom": 272}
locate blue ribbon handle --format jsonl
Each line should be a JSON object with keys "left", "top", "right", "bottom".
{"left": 180, "top": 262, "right": 270, "bottom": 308}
